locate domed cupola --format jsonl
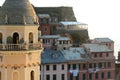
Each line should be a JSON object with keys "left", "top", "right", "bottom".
{"left": 0, "top": 0, "right": 38, "bottom": 25}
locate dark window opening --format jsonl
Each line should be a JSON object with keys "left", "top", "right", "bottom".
{"left": 46, "top": 65, "right": 50, "bottom": 71}
{"left": 53, "top": 65, "right": 57, "bottom": 70}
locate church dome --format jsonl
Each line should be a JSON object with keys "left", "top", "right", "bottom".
{"left": 0, "top": 0, "right": 38, "bottom": 25}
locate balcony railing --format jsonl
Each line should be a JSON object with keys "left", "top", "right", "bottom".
{"left": 0, "top": 43, "right": 42, "bottom": 51}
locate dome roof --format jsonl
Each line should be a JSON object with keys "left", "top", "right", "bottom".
{"left": 0, "top": 0, "right": 38, "bottom": 25}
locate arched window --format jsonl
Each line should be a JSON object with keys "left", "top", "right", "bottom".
{"left": 13, "top": 32, "right": 19, "bottom": 44}
{"left": 31, "top": 71, "right": 34, "bottom": 80}
{"left": 0, "top": 33, "right": 2, "bottom": 44}
{"left": 29, "top": 32, "right": 33, "bottom": 43}
{"left": 13, "top": 72, "right": 18, "bottom": 80}
{"left": 0, "top": 72, "right": 1, "bottom": 80}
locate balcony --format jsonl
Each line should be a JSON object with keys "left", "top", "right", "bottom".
{"left": 0, "top": 43, "right": 42, "bottom": 51}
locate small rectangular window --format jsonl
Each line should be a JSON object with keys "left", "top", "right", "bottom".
{"left": 61, "top": 74, "right": 65, "bottom": 80}
{"left": 68, "top": 64, "right": 70, "bottom": 70}
{"left": 59, "top": 41, "right": 62, "bottom": 44}
{"left": 46, "top": 65, "right": 50, "bottom": 71}
{"left": 95, "top": 72, "right": 98, "bottom": 79}
{"left": 94, "top": 54, "right": 97, "bottom": 57}
{"left": 100, "top": 53, "right": 102, "bottom": 57}
{"left": 79, "top": 64, "right": 81, "bottom": 70}
{"left": 73, "top": 64, "right": 76, "bottom": 69}
{"left": 89, "top": 73, "right": 92, "bottom": 79}
{"left": 94, "top": 63, "right": 96, "bottom": 68}
{"left": 89, "top": 63, "right": 92, "bottom": 68}
{"left": 108, "top": 62, "right": 111, "bottom": 68}
{"left": 108, "top": 72, "right": 111, "bottom": 78}
{"left": 53, "top": 65, "right": 57, "bottom": 70}
{"left": 83, "top": 64, "right": 86, "bottom": 69}
{"left": 46, "top": 75, "right": 50, "bottom": 80}
{"left": 101, "top": 72, "right": 104, "bottom": 79}
{"left": 53, "top": 74, "right": 57, "bottom": 80}
{"left": 62, "top": 64, "right": 64, "bottom": 70}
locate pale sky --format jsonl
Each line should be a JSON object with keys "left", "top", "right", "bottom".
{"left": 0, "top": 0, "right": 120, "bottom": 57}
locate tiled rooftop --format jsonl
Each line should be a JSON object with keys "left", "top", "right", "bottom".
{"left": 94, "top": 38, "right": 113, "bottom": 43}
{"left": 41, "top": 49, "right": 66, "bottom": 64}
{"left": 83, "top": 43, "right": 112, "bottom": 52}
{"left": 41, "top": 47, "right": 89, "bottom": 64}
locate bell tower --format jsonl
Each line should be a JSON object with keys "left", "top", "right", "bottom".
{"left": 0, "top": 0, "right": 43, "bottom": 80}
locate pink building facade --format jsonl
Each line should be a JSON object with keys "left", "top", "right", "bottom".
{"left": 41, "top": 37, "right": 115, "bottom": 80}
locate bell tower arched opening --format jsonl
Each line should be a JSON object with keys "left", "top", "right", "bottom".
{"left": 13, "top": 32, "right": 19, "bottom": 44}
{"left": 29, "top": 32, "right": 33, "bottom": 43}
{"left": 31, "top": 71, "right": 34, "bottom": 80}
{"left": 0, "top": 33, "right": 2, "bottom": 44}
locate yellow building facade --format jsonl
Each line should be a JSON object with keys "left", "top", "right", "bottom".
{"left": 0, "top": 0, "right": 43, "bottom": 80}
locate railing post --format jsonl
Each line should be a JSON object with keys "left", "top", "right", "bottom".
{"left": 24, "top": 43, "right": 28, "bottom": 50}
{"left": 2, "top": 44, "right": 6, "bottom": 50}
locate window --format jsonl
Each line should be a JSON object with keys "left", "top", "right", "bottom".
{"left": 43, "top": 19, "right": 46, "bottom": 23}
{"left": 94, "top": 54, "right": 97, "bottom": 58}
{"left": 13, "top": 32, "right": 19, "bottom": 44}
{"left": 100, "top": 53, "right": 102, "bottom": 57}
{"left": 70, "top": 73, "right": 73, "bottom": 80}
{"left": 46, "top": 19, "right": 49, "bottom": 24}
{"left": 103, "top": 62, "right": 106, "bottom": 68}
{"left": 63, "top": 41, "right": 65, "bottom": 44}
{"left": 76, "top": 73, "right": 79, "bottom": 80}
{"left": 109, "top": 43, "right": 111, "bottom": 47}
{"left": 106, "top": 53, "right": 109, "bottom": 57}
{"left": 61, "top": 74, "right": 64, "bottom": 80}
{"left": 46, "top": 75, "right": 50, "bottom": 80}
{"left": 44, "top": 27, "right": 47, "bottom": 32}
{"left": 79, "top": 64, "right": 81, "bottom": 70}
{"left": 61, "top": 64, "right": 64, "bottom": 70}
{"left": 94, "top": 63, "right": 96, "bottom": 68}
{"left": 59, "top": 41, "right": 62, "bottom": 44}
{"left": 66, "top": 41, "right": 68, "bottom": 44}
{"left": 83, "top": 64, "right": 86, "bottom": 69}
{"left": 31, "top": 71, "right": 34, "bottom": 80}
{"left": 41, "top": 19, "right": 43, "bottom": 23}
{"left": 101, "top": 72, "right": 104, "bottom": 79}
{"left": 46, "top": 65, "right": 50, "bottom": 71}
{"left": 29, "top": 32, "right": 33, "bottom": 43}
{"left": 53, "top": 74, "right": 56, "bottom": 80}
{"left": 53, "top": 65, "right": 57, "bottom": 70}
{"left": 68, "top": 64, "right": 70, "bottom": 70}
{"left": 73, "top": 64, "right": 76, "bottom": 69}
{"left": 89, "top": 63, "right": 92, "bottom": 68}
{"left": 99, "top": 63, "right": 102, "bottom": 68}
{"left": 95, "top": 72, "right": 98, "bottom": 79}
{"left": 108, "top": 62, "right": 111, "bottom": 68}
{"left": 43, "top": 39, "right": 45, "bottom": 43}
{"left": 108, "top": 72, "right": 111, "bottom": 78}
{"left": 82, "top": 74, "right": 86, "bottom": 80}
{"left": 89, "top": 73, "right": 92, "bottom": 79}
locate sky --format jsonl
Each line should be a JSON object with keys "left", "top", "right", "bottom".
{"left": 0, "top": 0, "right": 120, "bottom": 57}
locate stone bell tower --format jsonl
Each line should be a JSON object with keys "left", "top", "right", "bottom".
{"left": 0, "top": 0, "right": 43, "bottom": 80}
